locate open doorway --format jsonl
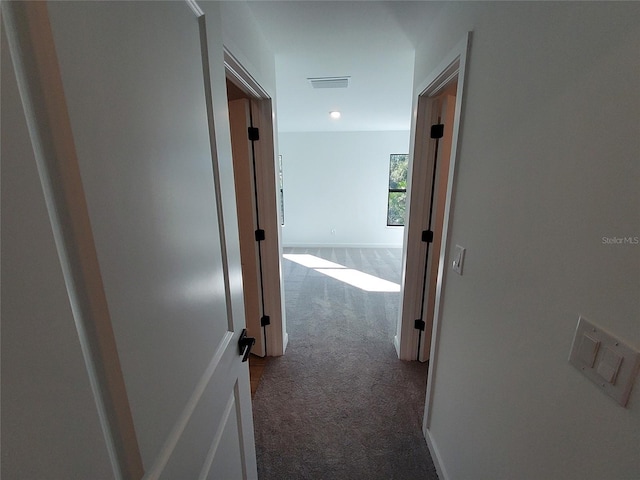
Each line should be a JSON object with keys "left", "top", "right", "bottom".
{"left": 416, "top": 83, "right": 458, "bottom": 363}
{"left": 397, "top": 82, "right": 459, "bottom": 363}
{"left": 275, "top": 125, "right": 409, "bottom": 351}
{"left": 396, "top": 34, "right": 470, "bottom": 367}
{"left": 226, "top": 80, "right": 267, "bottom": 357}
{"left": 277, "top": 129, "right": 410, "bottom": 353}
{"left": 224, "top": 51, "right": 287, "bottom": 367}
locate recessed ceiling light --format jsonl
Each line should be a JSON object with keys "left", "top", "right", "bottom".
{"left": 330, "top": 111, "right": 341, "bottom": 119}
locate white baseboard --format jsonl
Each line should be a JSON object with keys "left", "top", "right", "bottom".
{"left": 282, "top": 243, "right": 402, "bottom": 249}
{"left": 424, "top": 427, "right": 450, "bottom": 480}
{"left": 393, "top": 335, "right": 401, "bottom": 358}
{"left": 282, "top": 332, "right": 289, "bottom": 354}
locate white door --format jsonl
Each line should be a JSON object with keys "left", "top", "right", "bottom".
{"left": 39, "top": 2, "right": 257, "bottom": 478}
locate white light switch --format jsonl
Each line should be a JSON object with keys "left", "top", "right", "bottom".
{"left": 577, "top": 334, "right": 599, "bottom": 367}
{"left": 452, "top": 245, "right": 465, "bottom": 275}
{"left": 569, "top": 316, "right": 640, "bottom": 407}
{"left": 596, "top": 347, "right": 623, "bottom": 384}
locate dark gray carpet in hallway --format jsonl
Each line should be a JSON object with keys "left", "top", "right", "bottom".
{"left": 252, "top": 247, "right": 438, "bottom": 480}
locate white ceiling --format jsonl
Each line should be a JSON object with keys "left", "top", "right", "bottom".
{"left": 245, "top": 1, "right": 443, "bottom": 133}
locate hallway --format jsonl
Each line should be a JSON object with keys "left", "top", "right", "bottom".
{"left": 252, "top": 248, "right": 437, "bottom": 479}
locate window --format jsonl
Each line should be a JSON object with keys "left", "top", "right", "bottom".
{"left": 278, "top": 155, "right": 285, "bottom": 226}
{"left": 387, "top": 154, "right": 408, "bottom": 226}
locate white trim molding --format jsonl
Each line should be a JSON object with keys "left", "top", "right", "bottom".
{"left": 422, "top": 31, "right": 472, "bottom": 429}
{"left": 425, "top": 427, "right": 451, "bottom": 480}
{"left": 224, "top": 48, "right": 288, "bottom": 357}
{"left": 185, "top": 0, "right": 204, "bottom": 18}
{"left": 396, "top": 29, "right": 472, "bottom": 476}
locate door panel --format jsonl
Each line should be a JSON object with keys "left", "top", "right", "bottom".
{"left": 0, "top": 23, "right": 115, "bottom": 479}
{"left": 44, "top": 1, "right": 256, "bottom": 477}
{"left": 158, "top": 335, "right": 244, "bottom": 479}
{"left": 204, "top": 390, "right": 245, "bottom": 480}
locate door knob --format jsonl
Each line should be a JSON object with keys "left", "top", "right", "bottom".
{"left": 238, "top": 329, "right": 255, "bottom": 362}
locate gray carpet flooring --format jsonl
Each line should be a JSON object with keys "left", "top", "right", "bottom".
{"left": 252, "top": 247, "right": 439, "bottom": 480}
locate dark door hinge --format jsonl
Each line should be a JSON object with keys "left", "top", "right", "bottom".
{"left": 421, "top": 230, "right": 434, "bottom": 243}
{"left": 414, "top": 319, "right": 426, "bottom": 331}
{"left": 430, "top": 124, "right": 444, "bottom": 139}
{"left": 261, "top": 315, "right": 271, "bottom": 327}
{"left": 248, "top": 127, "right": 259, "bottom": 141}
{"left": 255, "top": 229, "right": 265, "bottom": 241}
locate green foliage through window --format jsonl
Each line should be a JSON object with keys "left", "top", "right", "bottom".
{"left": 387, "top": 154, "right": 408, "bottom": 226}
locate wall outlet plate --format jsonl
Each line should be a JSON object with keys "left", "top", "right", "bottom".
{"left": 569, "top": 316, "right": 640, "bottom": 407}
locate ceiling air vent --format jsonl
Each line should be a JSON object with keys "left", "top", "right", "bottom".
{"left": 307, "top": 76, "right": 350, "bottom": 89}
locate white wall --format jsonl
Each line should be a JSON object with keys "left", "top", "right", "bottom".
{"left": 279, "top": 130, "right": 409, "bottom": 247}
{"left": 414, "top": 3, "right": 640, "bottom": 480}
{"left": 219, "top": 1, "right": 277, "bottom": 96}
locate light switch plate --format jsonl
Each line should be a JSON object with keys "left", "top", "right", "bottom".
{"left": 452, "top": 245, "right": 465, "bottom": 275}
{"left": 569, "top": 316, "right": 640, "bottom": 407}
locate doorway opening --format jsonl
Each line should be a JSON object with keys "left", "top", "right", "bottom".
{"left": 398, "top": 81, "right": 459, "bottom": 363}
{"left": 396, "top": 34, "right": 470, "bottom": 369}
{"left": 224, "top": 51, "right": 287, "bottom": 393}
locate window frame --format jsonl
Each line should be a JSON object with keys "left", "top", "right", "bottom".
{"left": 386, "top": 153, "right": 408, "bottom": 227}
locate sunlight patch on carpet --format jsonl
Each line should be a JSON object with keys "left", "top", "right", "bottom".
{"left": 283, "top": 254, "right": 400, "bottom": 292}
{"left": 282, "top": 253, "right": 345, "bottom": 269}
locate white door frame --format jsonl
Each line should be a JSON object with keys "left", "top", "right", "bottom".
{"left": 224, "top": 50, "right": 288, "bottom": 357}
{"left": 400, "top": 33, "right": 471, "bottom": 479}
{"left": 396, "top": 33, "right": 472, "bottom": 472}
{"left": 396, "top": 33, "right": 471, "bottom": 364}
{"left": 421, "top": 32, "right": 471, "bottom": 429}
